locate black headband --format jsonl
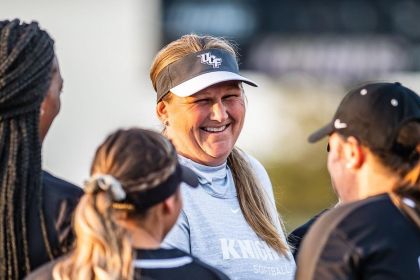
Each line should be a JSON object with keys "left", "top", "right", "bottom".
{"left": 123, "top": 163, "right": 197, "bottom": 211}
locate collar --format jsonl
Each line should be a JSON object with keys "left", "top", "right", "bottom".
{"left": 178, "top": 155, "right": 228, "bottom": 186}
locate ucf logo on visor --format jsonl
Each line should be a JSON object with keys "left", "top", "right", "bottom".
{"left": 197, "top": 52, "right": 223, "bottom": 68}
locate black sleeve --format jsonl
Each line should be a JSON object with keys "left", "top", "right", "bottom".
{"left": 287, "top": 209, "right": 329, "bottom": 259}
{"left": 42, "top": 172, "right": 83, "bottom": 256}
{"left": 28, "top": 173, "right": 82, "bottom": 271}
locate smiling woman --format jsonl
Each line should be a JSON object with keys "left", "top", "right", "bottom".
{"left": 159, "top": 81, "right": 245, "bottom": 166}
{"left": 149, "top": 34, "right": 295, "bottom": 280}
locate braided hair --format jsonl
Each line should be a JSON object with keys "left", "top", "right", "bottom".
{"left": 53, "top": 128, "right": 179, "bottom": 280}
{"left": 0, "top": 19, "right": 54, "bottom": 279}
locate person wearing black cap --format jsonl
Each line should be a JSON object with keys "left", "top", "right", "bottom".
{"left": 150, "top": 34, "right": 295, "bottom": 279}
{"left": 295, "top": 82, "right": 420, "bottom": 280}
{"left": 26, "top": 128, "right": 230, "bottom": 280}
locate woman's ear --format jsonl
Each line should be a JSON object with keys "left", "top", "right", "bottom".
{"left": 161, "top": 195, "right": 175, "bottom": 215}
{"left": 156, "top": 101, "right": 168, "bottom": 124}
{"left": 343, "top": 136, "right": 365, "bottom": 169}
{"left": 156, "top": 101, "right": 168, "bottom": 120}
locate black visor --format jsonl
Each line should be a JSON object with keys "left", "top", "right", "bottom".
{"left": 155, "top": 48, "right": 257, "bottom": 102}
{"left": 124, "top": 163, "right": 198, "bottom": 211}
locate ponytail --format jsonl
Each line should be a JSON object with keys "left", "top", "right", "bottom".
{"left": 385, "top": 122, "right": 420, "bottom": 199}
{"left": 53, "top": 192, "right": 133, "bottom": 280}
{"left": 53, "top": 128, "right": 181, "bottom": 279}
{"left": 401, "top": 144, "right": 420, "bottom": 189}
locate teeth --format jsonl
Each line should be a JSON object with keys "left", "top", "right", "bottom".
{"left": 203, "top": 126, "right": 226, "bottom": 132}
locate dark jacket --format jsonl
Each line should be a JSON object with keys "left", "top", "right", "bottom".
{"left": 27, "top": 171, "right": 83, "bottom": 272}
{"left": 296, "top": 194, "right": 420, "bottom": 280}
{"left": 287, "top": 209, "right": 328, "bottom": 259}
{"left": 26, "top": 248, "right": 230, "bottom": 280}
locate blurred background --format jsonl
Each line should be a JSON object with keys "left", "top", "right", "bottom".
{"left": 2, "top": 0, "right": 420, "bottom": 231}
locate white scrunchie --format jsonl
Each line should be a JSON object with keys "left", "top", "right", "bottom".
{"left": 84, "top": 174, "right": 126, "bottom": 201}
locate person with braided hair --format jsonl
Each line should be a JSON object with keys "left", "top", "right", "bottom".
{"left": 0, "top": 19, "right": 82, "bottom": 279}
{"left": 26, "top": 128, "right": 230, "bottom": 280}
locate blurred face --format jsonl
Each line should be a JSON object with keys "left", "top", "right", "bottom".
{"left": 327, "top": 133, "right": 356, "bottom": 202}
{"left": 39, "top": 56, "right": 63, "bottom": 142}
{"left": 159, "top": 81, "right": 245, "bottom": 166}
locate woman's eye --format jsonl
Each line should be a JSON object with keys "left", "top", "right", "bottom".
{"left": 223, "top": 94, "right": 239, "bottom": 100}
{"left": 195, "top": 99, "right": 209, "bottom": 104}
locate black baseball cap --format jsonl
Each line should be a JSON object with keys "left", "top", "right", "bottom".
{"left": 308, "top": 82, "right": 420, "bottom": 150}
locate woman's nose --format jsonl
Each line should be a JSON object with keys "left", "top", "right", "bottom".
{"left": 210, "top": 101, "right": 228, "bottom": 122}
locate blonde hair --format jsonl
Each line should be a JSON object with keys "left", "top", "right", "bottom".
{"left": 53, "top": 128, "right": 178, "bottom": 280}
{"left": 150, "top": 34, "right": 289, "bottom": 255}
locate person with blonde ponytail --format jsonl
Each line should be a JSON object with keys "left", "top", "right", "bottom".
{"left": 26, "top": 128, "right": 230, "bottom": 280}
{"left": 150, "top": 34, "right": 295, "bottom": 280}
{"left": 296, "top": 82, "right": 420, "bottom": 280}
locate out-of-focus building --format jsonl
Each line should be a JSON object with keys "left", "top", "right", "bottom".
{"left": 162, "top": 0, "right": 420, "bottom": 83}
